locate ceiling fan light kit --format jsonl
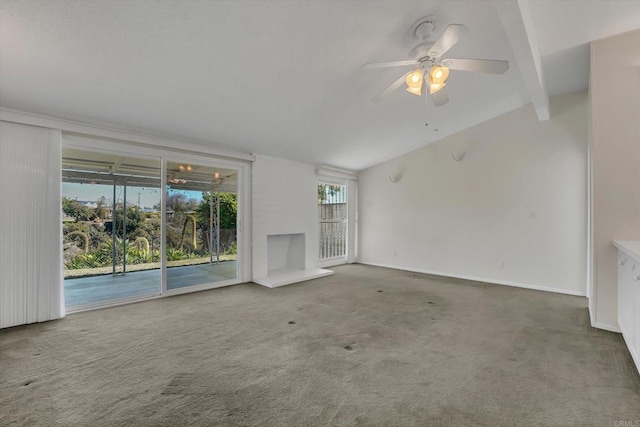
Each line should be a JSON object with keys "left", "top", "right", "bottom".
{"left": 428, "top": 65, "right": 449, "bottom": 94}
{"left": 428, "top": 80, "right": 446, "bottom": 95}
{"left": 429, "top": 65, "right": 449, "bottom": 83}
{"left": 405, "top": 70, "right": 423, "bottom": 95}
{"left": 362, "top": 15, "right": 509, "bottom": 107}
{"left": 406, "top": 85, "right": 422, "bottom": 96}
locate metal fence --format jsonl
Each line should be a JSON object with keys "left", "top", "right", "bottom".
{"left": 318, "top": 183, "right": 347, "bottom": 260}
{"left": 320, "top": 220, "right": 346, "bottom": 259}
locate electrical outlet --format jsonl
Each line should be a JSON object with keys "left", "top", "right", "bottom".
{"left": 529, "top": 210, "right": 537, "bottom": 219}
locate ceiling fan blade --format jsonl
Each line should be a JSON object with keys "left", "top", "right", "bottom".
{"left": 361, "top": 59, "right": 417, "bottom": 69}
{"left": 428, "top": 24, "right": 470, "bottom": 58}
{"left": 431, "top": 87, "right": 449, "bottom": 107}
{"left": 445, "top": 58, "right": 509, "bottom": 74}
{"left": 371, "top": 71, "right": 411, "bottom": 102}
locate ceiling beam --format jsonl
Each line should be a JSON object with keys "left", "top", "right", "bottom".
{"left": 494, "top": 0, "right": 550, "bottom": 120}
{"left": 110, "top": 156, "right": 125, "bottom": 174}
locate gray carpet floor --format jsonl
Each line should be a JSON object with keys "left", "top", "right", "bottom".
{"left": 1, "top": 264, "right": 639, "bottom": 426}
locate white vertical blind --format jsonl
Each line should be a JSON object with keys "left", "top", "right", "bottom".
{"left": 0, "top": 121, "right": 64, "bottom": 328}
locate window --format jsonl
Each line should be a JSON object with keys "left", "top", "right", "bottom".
{"left": 318, "top": 183, "right": 347, "bottom": 260}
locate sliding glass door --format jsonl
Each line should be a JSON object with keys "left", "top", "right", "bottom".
{"left": 165, "top": 161, "right": 238, "bottom": 291}
{"left": 61, "top": 140, "right": 245, "bottom": 311}
{"left": 62, "top": 148, "right": 162, "bottom": 308}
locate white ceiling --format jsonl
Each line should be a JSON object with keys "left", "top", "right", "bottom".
{"left": 1, "top": 1, "right": 639, "bottom": 171}
{"left": 528, "top": 0, "right": 640, "bottom": 96}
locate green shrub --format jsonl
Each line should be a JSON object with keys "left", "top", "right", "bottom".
{"left": 65, "top": 238, "right": 160, "bottom": 269}
{"left": 65, "top": 253, "right": 103, "bottom": 269}
{"left": 225, "top": 242, "right": 237, "bottom": 255}
{"left": 166, "top": 247, "right": 187, "bottom": 261}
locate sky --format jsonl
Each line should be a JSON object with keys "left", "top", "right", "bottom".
{"left": 62, "top": 182, "right": 204, "bottom": 210}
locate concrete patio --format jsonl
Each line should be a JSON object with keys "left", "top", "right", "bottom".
{"left": 64, "top": 261, "right": 237, "bottom": 308}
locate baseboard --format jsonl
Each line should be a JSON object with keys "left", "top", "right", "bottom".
{"left": 358, "top": 261, "right": 587, "bottom": 297}
{"left": 590, "top": 321, "right": 622, "bottom": 333}
{"left": 621, "top": 328, "right": 640, "bottom": 376}
{"left": 317, "top": 258, "right": 347, "bottom": 269}
{"left": 589, "top": 304, "right": 597, "bottom": 328}
{"left": 587, "top": 305, "right": 622, "bottom": 333}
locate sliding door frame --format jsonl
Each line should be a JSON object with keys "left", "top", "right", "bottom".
{"left": 62, "top": 133, "right": 251, "bottom": 309}
{"left": 62, "top": 141, "right": 164, "bottom": 313}
{"left": 161, "top": 153, "right": 246, "bottom": 297}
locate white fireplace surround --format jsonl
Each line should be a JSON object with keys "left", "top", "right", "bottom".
{"left": 267, "top": 233, "right": 305, "bottom": 275}
{"left": 254, "top": 233, "right": 333, "bottom": 288}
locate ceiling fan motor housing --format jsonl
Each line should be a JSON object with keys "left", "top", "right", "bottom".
{"left": 410, "top": 15, "right": 438, "bottom": 41}
{"left": 408, "top": 16, "right": 442, "bottom": 65}
{"left": 408, "top": 43, "right": 438, "bottom": 66}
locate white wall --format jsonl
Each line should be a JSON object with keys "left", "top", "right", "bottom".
{"left": 358, "top": 92, "right": 588, "bottom": 295}
{"left": 590, "top": 29, "right": 640, "bottom": 329}
{"left": 252, "top": 154, "right": 320, "bottom": 279}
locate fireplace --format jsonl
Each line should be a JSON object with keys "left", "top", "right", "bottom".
{"left": 253, "top": 232, "right": 334, "bottom": 288}
{"left": 267, "top": 233, "right": 304, "bottom": 275}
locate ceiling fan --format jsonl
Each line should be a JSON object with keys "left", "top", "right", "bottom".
{"left": 362, "top": 16, "right": 509, "bottom": 107}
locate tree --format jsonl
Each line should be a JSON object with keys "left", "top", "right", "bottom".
{"left": 94, "top": 196, "right": 110, "bottom": 220}
{"left": 196, "top": 192, "right": 237, "bottom": 230}
{"left": 195, "top": 192, "right": 237, "bottom": 253}
{"left": 318, "top": 184, "right": 343, "bottom": 204}
{"left": 218, "top": 193, "right": 237, "bottom": 230}
{"left": 112, "top": 205, "right": 145, "bottom": 237}
{"left": 62, "top": 197, "right": 94, "bottom": 221}
{"left": 161, "top": 193, "right": 198, "bottom": 214}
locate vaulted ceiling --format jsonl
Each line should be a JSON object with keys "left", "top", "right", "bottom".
{"left": 1, "top": 1, "right": 639, "bottom": 171}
